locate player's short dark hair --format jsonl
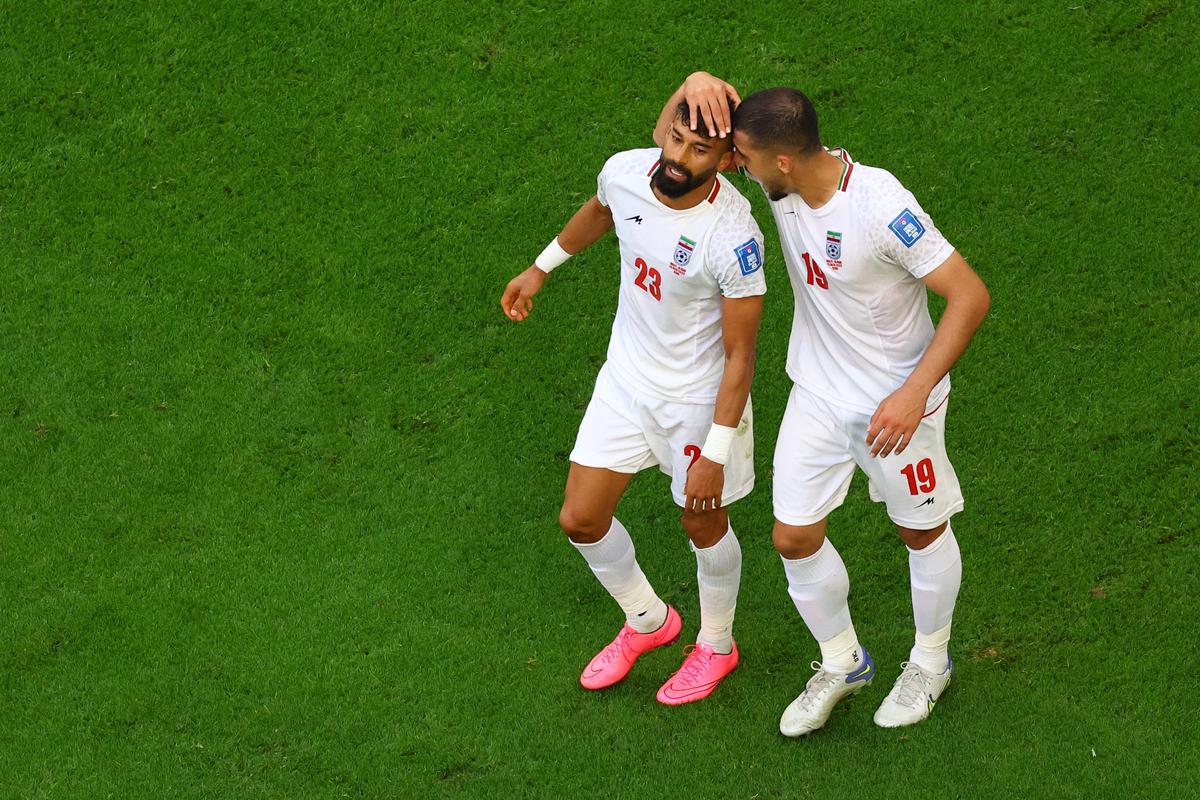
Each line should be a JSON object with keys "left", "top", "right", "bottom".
{"left": 674, "top": 100, "right": 720, "bottom": 141}
{"left": 732, "top": 87, "right": 821, "bottom": 155}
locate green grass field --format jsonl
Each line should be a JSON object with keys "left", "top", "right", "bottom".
{"left": 2, "top": 1, "right": 1198, "bottom": 797}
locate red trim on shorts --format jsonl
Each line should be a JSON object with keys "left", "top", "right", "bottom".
{"left": 922, "top": 394, "right": 949, "bottom": 418}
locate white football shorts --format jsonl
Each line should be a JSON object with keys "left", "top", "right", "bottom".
{"left": 773, "top": 382, "right": 963, "bottom": 529}
{"left": 570, "top": 363, "right": 754, "bottom": 508}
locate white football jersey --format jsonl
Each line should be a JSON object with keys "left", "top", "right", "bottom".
{"left": 596, "top": 148, "right": 766, "bottom": 404}
{"left": 767, "top": 148, "right": 955, "bottom": 415}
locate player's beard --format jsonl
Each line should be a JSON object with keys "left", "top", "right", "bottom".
{"left": 652, "top": 160, "right": 714, "bottom": 199}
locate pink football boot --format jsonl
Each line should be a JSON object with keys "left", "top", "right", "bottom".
{"left": 656, "top": 641, "right": 739, "bottom": 705}
{"left": 580, "top": 606, "right": 682, "bottom": 690}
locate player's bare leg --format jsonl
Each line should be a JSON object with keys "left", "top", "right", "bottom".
{"left": 875, "top": 520, "right": 960, "bottom": 727}
{"left": 657, "top": 507, "right": 741, "bottom": 705}
{"left": 775, "top": 517, "right": 874, "bottom": 736}
{"left": 561, "top": 464, "right": 680, "bottom": 690}
{"left": 559, "top": 463, "right": 635, "bottom": 544}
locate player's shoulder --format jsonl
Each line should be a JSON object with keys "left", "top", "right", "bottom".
{"left": 847, "top": 159, "right": 909, "bottom": 207}
{"left": 709, "top": 176, "right": 760, "bottom": 237}
{"left": 705, "top": 177, "right": 764, "bottom": 274}
{"left": 600, "top": 147, "right": 661, "bottom": 179}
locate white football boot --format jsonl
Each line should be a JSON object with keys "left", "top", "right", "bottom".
{"left": 779, "top": 648, "right": 875, "bottom": 737}
{"left": 873, "top": 658, "right": 953, "bottom": 728}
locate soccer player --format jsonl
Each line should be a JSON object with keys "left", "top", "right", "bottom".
{"left": 659, "top": 73, "right": 990, "bottom": 732}
{"left": 499, "top": 103, "right": 767, "bottom": 705}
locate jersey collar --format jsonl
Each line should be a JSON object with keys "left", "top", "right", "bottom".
{"left": 828, "top": 147, "right": 855, "bottom": 192}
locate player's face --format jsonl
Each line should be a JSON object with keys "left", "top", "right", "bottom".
{"left": 732, "top": 132, "right": 789, "bottom": 201}
{"left": 654, "top": 120, "right": 733, "bottom": 199}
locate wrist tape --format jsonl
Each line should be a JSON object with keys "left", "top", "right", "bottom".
{"left": 535, "top": 237, "right": 571, "bottom": 273}
{"left": 701, "top": 423, "right": 737, "bottom": 465}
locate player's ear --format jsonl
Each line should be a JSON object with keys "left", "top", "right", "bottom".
{"left": 716, "top": 150, "right": 735, "bottom": 172}
{"left": 777, "top": 154, "right": 794, "bottom": 175}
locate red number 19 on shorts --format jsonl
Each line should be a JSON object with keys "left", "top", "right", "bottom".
{"left": 901, "top": 458, "right": 937, "bottom": 495}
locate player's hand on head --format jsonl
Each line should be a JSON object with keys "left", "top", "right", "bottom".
{"left": 683, "top": 456, "right": 725, "bottom": 512}
{"left": 866, "top": 384, "right": 928, "bottom": 458}
{"left": 500, "top": 265, "right": 547, "bottom": 322}
{"left": 683, "top": 72, "right": 741, "bottom": 138}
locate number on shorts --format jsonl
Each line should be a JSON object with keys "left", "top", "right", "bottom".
{"left": 901, "top": 458, "right": 937, "bottom": 495}
{"left": 634, "top": 257, "right": 663, "bottom": 301}
{"left": 684, "top": 444, "right": 702, "bottom": 468}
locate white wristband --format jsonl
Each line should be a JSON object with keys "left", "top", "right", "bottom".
{"left": 700, "top": 423, "right": 737, "bottom": 466}
{"left": 535, "top": 237, "right": 572, "bottom": 273}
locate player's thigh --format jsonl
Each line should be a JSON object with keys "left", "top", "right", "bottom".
{"left": 851, "top": 397, "right": 964, "bottom": 529}
{"left": 772, "top": 385, "right": 856, "bottom": 527}
{"left": 653, "top": 396, "right": 755, "bottom": 509}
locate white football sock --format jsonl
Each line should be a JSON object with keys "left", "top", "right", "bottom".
{"left": 911, "top": 623, "right": 953, "bottom": 674}
{"left": 572, "top": 517, "right": 667, "bottom": 633}
{"left": 781, "top": 538, "right": 861, "bottom": 672}
{"left": 693, "top": 524, "right": 741, "bottom": 654}
{"left": 907, "top": 522, "right": 962, "bottom": 672}
{"left": 818, "top": 624, "right": 865, "bottom": 675}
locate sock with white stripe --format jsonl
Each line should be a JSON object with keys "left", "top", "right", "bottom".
{"left": 907, "top": 522, "right": 962, "bottom": 673}
{"left": 572, "top": 517, "right": 668, "bottom": 634}
{"left": 694, "top": 525, "right": 741, "bottom": 654}
{"left": 781, "top": 538, "right": 862, "bottom": 673}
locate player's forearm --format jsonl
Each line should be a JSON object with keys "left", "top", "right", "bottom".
{"left": 903, "top": 289, "right": 990, "bottom": 395}
{"left": 654, "top": 82, "right": 687, "bottom": 148}
{"left": 556, "top": 196, "right": 613, "bottom": 255}
{"left": 711, "top": 352, "right": 755, "bottom": 428}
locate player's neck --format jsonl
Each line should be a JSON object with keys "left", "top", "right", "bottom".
{"left": 790, "top": 150, "right": 844, "bottom": 210}
{"left": 652, "top": 175, "right": 717, "bottom": 211}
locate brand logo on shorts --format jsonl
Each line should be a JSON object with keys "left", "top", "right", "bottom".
{"left": 672, "top": 235, "right": 696, "bottom": 275}
{"left": 825, "top": 230, "right": 843, "bottom": 270}
{"left": 913, "top": 497, "right": 936, "bottom": 509}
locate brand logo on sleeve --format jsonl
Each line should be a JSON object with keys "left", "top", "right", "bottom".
{"left": 735, "top": 239, "right": 762, "bottom": 275}
{"left": 671, "top": 235, "right": 696, "bottom": 275}
{"left": 825, "top": 230, "right": 843, "bottom": 270}
{"left": 888, "top": 209, "right": 925, "bottom": 248}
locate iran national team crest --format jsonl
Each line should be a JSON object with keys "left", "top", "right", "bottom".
{"left": 672, "top": 235, "right": 695, "bottom": 275}
{"left": 825, "top": 230, "right": 843, "bottom": 270}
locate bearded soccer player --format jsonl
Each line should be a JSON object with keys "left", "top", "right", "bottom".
{"left": 661, "top": 74, "right": 990, "bottom": 732}
{"left": 499, "top": 103, "right": 766, "bottom": 705}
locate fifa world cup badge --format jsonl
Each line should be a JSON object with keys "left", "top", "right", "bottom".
{"left": 825, "top": 230, "right": 843, "bottom": 270}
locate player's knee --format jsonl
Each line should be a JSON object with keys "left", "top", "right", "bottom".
{"left": 558, "top": 504, "right": 611, "bottom": 544}
{"left": 772, "top": 520, "right": 826, "bottom": 559}
{"left": 680, "top": 510, "right": 727, "bottom": 549}
{"left": 897, "top": 521, "right": 947, "bottom": 550}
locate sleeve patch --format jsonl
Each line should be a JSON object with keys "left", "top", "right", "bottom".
{"left": 735, "top": 239, "right": 763, "bottom": 275}
{"left": 888, "top": 209, "right": 925, "bottom": 248}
